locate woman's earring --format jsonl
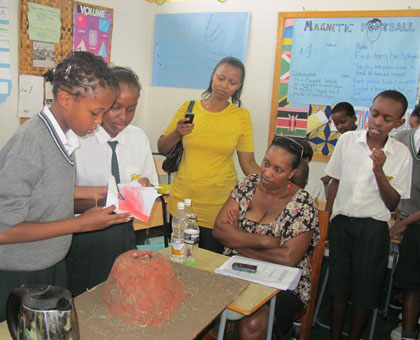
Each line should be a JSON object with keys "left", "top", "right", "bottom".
{"left": 287, "top": 181, "right": 292, "bottom": 189}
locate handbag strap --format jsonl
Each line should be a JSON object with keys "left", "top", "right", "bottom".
{"left": 186, "top": 100, "right": 195, "bottom": 113}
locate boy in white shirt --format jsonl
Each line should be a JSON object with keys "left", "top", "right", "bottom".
{"left": 325, "top": 90, "right": 412, "bottom": 340}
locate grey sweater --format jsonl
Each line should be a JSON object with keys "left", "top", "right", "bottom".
{"left": 394, "top": 128, "right": 420, "bottom": 218}
{"left": 0, "top": 112, "right": 74, "bottom": 271}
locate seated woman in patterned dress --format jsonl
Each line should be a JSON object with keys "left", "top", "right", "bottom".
{"left": 213, "top": 136, "right": 320, "bottom": 340}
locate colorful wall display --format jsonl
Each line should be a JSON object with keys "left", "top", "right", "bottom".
{"left": 269, "top": 11, "right": 420, "bottom": 161}
{"left": 73, "top": 2, "right": 113, "bottom": 63}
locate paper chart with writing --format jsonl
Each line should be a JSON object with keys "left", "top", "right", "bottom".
{"left": 215, "top": 255, "right": 302, "bottom": 291}
{"left": 0, "top": 0, "right": 10, "bottom": 103}
{"left": 288, "top": 17, "right": 420, "bottom": 108}
{"left": 18, "top": 75, "right": 44, "bottom": 118}
{"left": 27, "top": 2, "right": 61, "bottom": 43}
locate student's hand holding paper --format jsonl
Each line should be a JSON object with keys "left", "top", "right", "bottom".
{"left": 76, "top": 206, "right": 131, "bottom": 232}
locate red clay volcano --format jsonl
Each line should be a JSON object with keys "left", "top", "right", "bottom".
{"left": 101, "top": 250, "right": 187, "bottom": 327}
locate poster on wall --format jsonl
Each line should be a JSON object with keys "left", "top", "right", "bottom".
{"left": 272, "top": 12, "right": 420, "bottom": 161}
{"left": 288, "top": 17, "right": 420, "bottom": 108}
{"left": 153, "top": 12, "right": 250, "bottom": 89}
{"left": 0, "top": 0, "right": 11, "bottom": 104}
{"left": 73, "top": 3, "right": 113, "bottom": 63}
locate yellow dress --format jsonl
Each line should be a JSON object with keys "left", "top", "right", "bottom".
{"left": 162, "top": 100, "right": 255, "bottom": 229}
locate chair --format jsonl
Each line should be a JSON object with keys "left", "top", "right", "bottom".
{"left": 152, "top": 152, "right": 173, "bottom": 184}
{"left": 295, "top": 210, "right": 329, "bottom": 340}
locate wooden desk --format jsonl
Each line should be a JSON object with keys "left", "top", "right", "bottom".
{"left": 160, "top": 247, "right": 278, "bottom": 315}
{"left": 160, "top": 248, "right": 279, "bottom": 340}
{"left": 0, "top": 249, "right": 278, "bottom": 340}
{"left": 132, "top": 199, "right": 164, "bottom": 231}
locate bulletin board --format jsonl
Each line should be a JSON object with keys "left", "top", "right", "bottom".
{"left": 19, "top": 0, "right": 74, "bottom": 77}
{"left": 18, "top": 0, "right": 74, "bottom": 124}
{"left": 269, "top": 10, "right": 420, "bottom": 162}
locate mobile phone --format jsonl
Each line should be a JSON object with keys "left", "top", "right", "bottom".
{"left": 232, "top": 262, "right": 257, "bottom": 273}
{"left": 184, "top": 113, "right": 194, "bottom": 124}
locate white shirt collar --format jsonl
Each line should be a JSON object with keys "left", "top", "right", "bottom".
{"left": 357, "top": 129, "right": 395, "bottom": 154}
{"left": 43, "top": 106, "right": 79, "bottom": 155}
{"left": 95, "top": 125, "right": 127, "bottom": 145}
{"left": 413, "top": 127, "right": 420, "bottom": 152}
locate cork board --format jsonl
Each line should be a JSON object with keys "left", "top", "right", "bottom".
{"left": 18, "top": 0, "right": 74, "bottom": 124}
{"left": 75, "top": 261, "right": 249, "bottom": 340}
{"left": 19, "top": 0, "right": 74, "bottom": 77}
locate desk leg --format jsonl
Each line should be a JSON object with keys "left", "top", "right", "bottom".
{"left": 266, "top": 295, "right": 277, "bottom": 340}
{"left": 381, "top": 242, "right": 399, "bottom": 318}
{"left": 217, "top": 309, "right": 228, "bottom": 340}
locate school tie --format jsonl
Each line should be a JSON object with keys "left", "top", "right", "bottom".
{"left": 108, "top": 141, "right": 120, "bottom": 184}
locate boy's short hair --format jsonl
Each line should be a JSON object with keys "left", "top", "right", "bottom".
{"left": 411, "top": 104, "right": 420, "bottom": 118}
{"left": 331, "top": 102, "right": 356, "bottom": 117}
{"left": 373, "top": 90, "right": 408, "bottom": 118}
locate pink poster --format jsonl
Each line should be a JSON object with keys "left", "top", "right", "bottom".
{"left": 73, "top": 3, "right": 112, "bottom": 63}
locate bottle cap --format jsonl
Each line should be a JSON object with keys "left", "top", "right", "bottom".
{"left": 184, "top": 198, "right": 192, "bottom": 205}
{"left": 177, "top": 202, "right": 185, "bottom": 210}
{"left": 188, "top": 213, "right": 197, "bottom": 220}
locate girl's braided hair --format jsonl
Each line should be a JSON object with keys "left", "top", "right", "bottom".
{"left": 43, "top": 51, "right": 119, "bottom": 99}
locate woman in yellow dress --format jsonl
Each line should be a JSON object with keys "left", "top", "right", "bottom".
{"left": 158, "top": 57, "right": 260, "bottom": 253}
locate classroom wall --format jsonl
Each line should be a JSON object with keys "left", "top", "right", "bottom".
{"left": 1, "top": 0, "right": 417, "bottom": 180}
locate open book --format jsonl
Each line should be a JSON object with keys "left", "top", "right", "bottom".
{"left": 215, "top": 255, "right": 302, "bottom": 291}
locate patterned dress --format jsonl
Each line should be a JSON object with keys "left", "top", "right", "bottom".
{"left": 224, "top": 174, "right": 320, "bottom": 305}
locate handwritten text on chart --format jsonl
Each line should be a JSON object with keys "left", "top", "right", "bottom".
{"left": 288, "top": 17, "right": 420, "bottom": 107}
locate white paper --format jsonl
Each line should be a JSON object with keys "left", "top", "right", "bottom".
{"left": 0, "top": 66, "right": 11, "bottom": 80}
{"left": 0, "top": 6, "right": 8, "bottom": 21}
{"left": 315, "top": 110, "right": 328, "bottom": 124}
{"left": 105, "top": 174, "right": 119, "bottom": 209}
{"left": 18, "top": 75, "right": 44, "bottom": 118}
{"left": 0, "top": 51, "right": 10, "bottom": 64}
{"left": 215, "top": 255, "right": 303, "bottom": 291}
{"left": 105, "top": 175, "right": 161, "bottom": 221}
{"left": 0, "top": 36, "right": 9, "bottom": 49}
{"left": 0, "top": 80, "right": 8, "bottom": 94}
{"left": 0, "top": 0, "right": 8, "bottom": 8}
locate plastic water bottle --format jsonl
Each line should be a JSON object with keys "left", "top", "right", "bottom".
{"left": 184, "top": 213, "right": 200, "bottom": 268}
{"left": 184, "top": 198, "right": 193, "bottom": 218}
{"left": 171, "top": 202, "right": 186, "bottom": 263}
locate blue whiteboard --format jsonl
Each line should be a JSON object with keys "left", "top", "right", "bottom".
{"left": 288, "top": 17, "right": 420, "bottom": 107}
{"left": 152, "top": 12, "right": 250, "bottom": 89}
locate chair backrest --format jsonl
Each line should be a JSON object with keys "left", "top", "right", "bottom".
{"left": 153, "top": 153, "right": 172, "bottom": 184}
{"left": 299, "top": 209, "right": 329, "bottom": 340}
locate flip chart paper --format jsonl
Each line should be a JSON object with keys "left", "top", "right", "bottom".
{"left": 153, "top": 12, "right": 250, "bottom": 89}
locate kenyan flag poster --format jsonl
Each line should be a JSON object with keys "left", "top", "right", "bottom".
{"left": 276, "top": 107, "right": 308, "bottom": 137}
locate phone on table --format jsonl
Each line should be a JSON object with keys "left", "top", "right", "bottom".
{"left": 232, "top": 262, "right": 257, "bottom": 273}
{"left": 184, "top": 113, "right": 194, "bottom": 124}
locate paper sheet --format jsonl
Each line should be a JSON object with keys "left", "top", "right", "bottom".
{"left": 215, "top": 255, "right": 303, "bottom": 291}
{"left": 105, "top": 175, "right": 161, "bottom": 222}
{"left": 18, "top": 75, "right": 44, "bottom": 118}
{"left": 307, "top": 110, "right": 328, "bottom": 133}
{"left": 28, "top": 2, "right": 61, "bottom": 43}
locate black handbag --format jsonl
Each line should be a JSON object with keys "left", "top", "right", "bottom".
{"left": 162, "top": 100, "right": 195, "bottom": 173}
